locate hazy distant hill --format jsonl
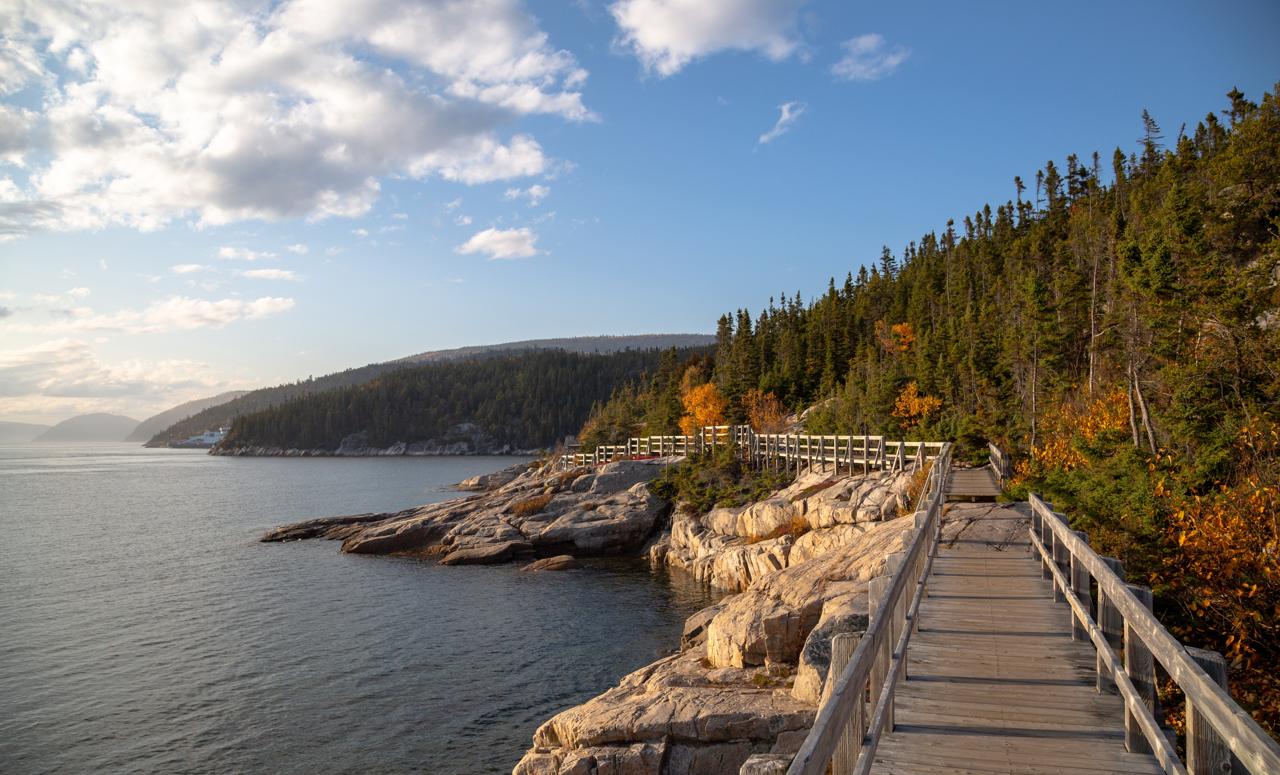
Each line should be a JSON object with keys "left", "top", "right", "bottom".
{"left": 126, "top": 391, "right": 249, "bottom": 442}
{"left": 0, "top": 421, "right": 52, "bottom": 443}
{"left": 35, "top": 413, "right": 139, "bottom": 442}
{"left": 147, "top": 334, "right": 713, "bottom": 447}
{"left": 392, "top": 334, "right": 717, "bottom": 365}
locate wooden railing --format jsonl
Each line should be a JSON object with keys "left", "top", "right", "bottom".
{"left": 555, "top": 425, "right": 945, "bottom": 475}
{"left": 1028, "top": 494, "right": 1280, "bottom": 775}
{"left": 988, "top": 441, "right": 1010, "bottom": 484}
{"left": 787, "top": 443, "right": 953, "bottom": 775}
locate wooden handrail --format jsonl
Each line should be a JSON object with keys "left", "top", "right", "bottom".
{"left": 1029, "top": 494, "right": 1280, "bottom": 775}
{"left": 555, "top": 425, "right": 946, "bottom": 474}
{"left": 787, "top": 444, "right": 951, "bottom": 775}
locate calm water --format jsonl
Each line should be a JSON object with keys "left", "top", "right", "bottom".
{"left": 0, "top": 444, "right": 719, "bottom": 774}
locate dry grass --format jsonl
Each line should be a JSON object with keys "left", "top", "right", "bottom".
{"left": 897, "top": 461, "right": 933, "bottom": 518}
{"left": 511, "top": 493, "right": 554, "bottom": 517}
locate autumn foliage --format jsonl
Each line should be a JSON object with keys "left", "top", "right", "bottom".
{"left": 743, "top": 388, "right": 789, "bottom": 433}
{"left": 1022, "top": 388, "right": 1130, "bottom": 474}
{"left": 679, "top": 381, "right": 728, "bottom": 436}
{"left": 891, "top": 381, "right": 941, "bottom": 430}
{"left": 875, "top": 320, "right": 916, "bottom": 355}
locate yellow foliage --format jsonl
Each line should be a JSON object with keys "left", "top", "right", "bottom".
{"left": 743, "top": 388, "right": 788, "bottom": 433}
{"left": 1027, "top": 388, "right": 1129, "bottom": 472}
{"left": 875, "top": 320, "right": 916, "bottom": 355}
{"left": 891, "top": 381, "right": 941, "bottom": 429}
{"left": 679, "top": 381, "right": 727, "bottom": 437}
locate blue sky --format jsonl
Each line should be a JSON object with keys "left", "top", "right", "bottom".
{"left": 1, "top": 0, "right": 1277, "bottom": 424}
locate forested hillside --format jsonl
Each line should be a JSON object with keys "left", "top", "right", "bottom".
{"left": 580, "top": 86, "right": 1279, "bottom": 731}
{"left": 216, "top": 347, "right": 709, "bottom": 453}
{"left": 147, "top": 334, "right": 711, "bottom": 446}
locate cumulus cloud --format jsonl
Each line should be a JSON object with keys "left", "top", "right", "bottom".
{"left": 0, "top": 0, "right": 591, "bottom": 237}
{"left": 504, "top": 184, "right": 550, "bottom": 206}
{"left": 831, "top": 34, "right": 910, "bottom": 81}
{"left": 758, "top": 101, "right": 806, "bottom": 144}
{"left": 171, "top": 264, "right": 210, "bottom": 274}
{"left": 240, "top": 268, "right": 298, "bottom": 281}
{"left": 285, "top": 243, "right": 308, "bottom": 254}
{"left": 456, "top": 227, "right": 540, "bottom": 259}
{"left": 610, "top": 0, "right": 806, "bottom": 76}
{"left": 6, "top": 295, "right": 295, "bottom": 335}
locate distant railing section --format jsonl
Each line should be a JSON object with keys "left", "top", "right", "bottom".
{"left": 787, "top": 443, "right": 952, "bottom": 775}
{"left": 988, "top": 441, "right": 1011, "bottom": 484}
{"left": 554, "top": 424, "right": 945, "bottom": 475}
{"left": 1028, "top": 494, "right": 1280, "bottom": 775}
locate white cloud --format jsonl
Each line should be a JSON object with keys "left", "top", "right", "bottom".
{"left": 0, "top": 0, "right": 591, "bottom": 238}
{"left": 504, "top": 183, "right": 550, "bottom": 206}
{"left": 285, "top": 243, "right": 308, "bottom": 254}
{"left": 6, "top": 295, "right": 295, "bottom": 334}
{"left": 0, "top": 104, "right": 40, "bottom": 165}
{"left": 758, "top": 101, "right": 806, "bottom": 144}
{"left": 831, "top": 34, "right": 910, "bottom": 81}
{"left": 240, "top": 268, "right": 298, "bottom": 281}
{"left": 352, "top": 228, "right": 369, "bottom": 237}
{"left": 0, "top": 338, "right": 254, "bottom": 421}
{"left": 445, "top": 198, "right": 462, "bottom": 211}
{"left": 455, "top": 227, "right": 540, "bottom": 259}
{"left": 218, "top": 246, "right": 276, "bottom": 261}
{"left": 454, "top": 214, "right": 473, "bottom": 226}
{"left": 171, "top": 264, "right": 210, "bottom": 274}
{"left": 610, "top": 0, "right": 806, "bottom": 76}
{"left": 67, "top": 287, "right": 90, "bottom": 299}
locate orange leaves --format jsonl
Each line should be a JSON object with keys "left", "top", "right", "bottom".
{"left": 1160, "top": 426, "right": 1279, "bottom": 674}
{"left": 1029, "top": 387, "right": 1129, "bottom": 471}
{"left": 875, "top": 319, "right": 916, "bottom": 355}
{"left": 743, "top": 388, "right": 788, "bottom": 433}
{"left": 678, "top": 381, "right": 727, "bottom": 437}
{"left": 891, "top": 381, "right": 942, "bottom": 430}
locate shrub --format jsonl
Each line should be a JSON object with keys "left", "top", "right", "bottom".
{"left": 748, "top": 515, "right": 811, "bottom": 543}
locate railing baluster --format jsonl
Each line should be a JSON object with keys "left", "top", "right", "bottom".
{"left": 1124, "top": 584, "right": 1158, "bottom": 755}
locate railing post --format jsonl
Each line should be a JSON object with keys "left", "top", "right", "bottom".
{"left": 868, "top": 574, "right": 891, "bottom": 732}
{"left": 1124, "top": 584, "right": 1158, "bottom": 754}
{"left": 1185, "top": 647, "right": 1238, "bottom": 775}
{"left": 823, "top": 632, "right": 862, "bottom": 775}
{"left": 1070, "top": 530, "right": 1091, "bottom": 641}
{"left": 1096, "top": 556, "right": 1126, "bottom": 694}
{"left": 1052, "top": 520, "right": 1069, "bottom": 602}
{"left": 862, "top": 434, "right": 869, "bottom": 476}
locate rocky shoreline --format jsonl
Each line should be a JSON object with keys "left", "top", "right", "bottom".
{"left": 263, "top": 456, "right": 924, "bottom": 774}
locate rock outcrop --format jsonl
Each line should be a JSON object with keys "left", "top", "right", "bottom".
{"left": 262, "top": 458, "right": 677, "bottom": 564}
{"left": 651, "top": 469, "right": 916, "bottom": 592}
{"left": 513, "top": 475, "right": 922, "bottom": 775}
{"left": 458, "top": 462, "right": 530, "bottom": 491}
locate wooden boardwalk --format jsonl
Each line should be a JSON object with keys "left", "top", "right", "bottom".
{"left": 868, "top": 504, "right": 1162, "bottom": 775}
{"left": 945, "top": 465, "right": 1002, "bottom": 501}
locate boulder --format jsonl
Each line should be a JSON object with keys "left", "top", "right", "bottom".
{"left": 514, "top": 651, "right": 814, "bottom": 775}
{"left": 439, "top": 540, "right": 531, "bottom": 565}
{"left": 705, "top": 517, "right": 910, "bottom": 669}
{"left": 522, "top": 555, "right": 581, "bottom": 572}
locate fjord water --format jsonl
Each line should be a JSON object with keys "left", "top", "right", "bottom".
{"left": 0, "top": 445, "right": 719, "bottom": 774}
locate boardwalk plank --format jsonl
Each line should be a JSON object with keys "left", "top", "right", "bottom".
{"left": 868, "top": 503, "right": 1161, "bottom": 775}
